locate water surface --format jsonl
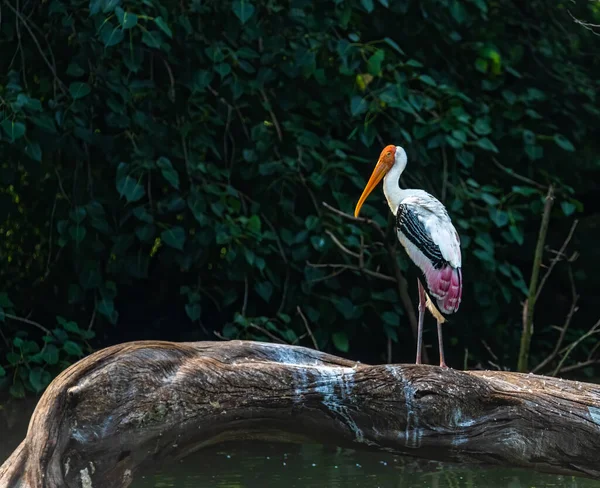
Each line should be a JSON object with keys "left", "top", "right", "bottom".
{"left": 1, "top": 398, "right": 596, "bottom": 488}
{"left": 132, "top": 441, "right": 592, "bottom": 488}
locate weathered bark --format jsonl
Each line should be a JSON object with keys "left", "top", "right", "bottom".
{"left": 1, "top": 340, "right": 600, "bottom": 487}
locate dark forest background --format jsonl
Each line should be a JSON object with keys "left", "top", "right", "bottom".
{"left": 1, "top": 0, "right": 600, "bottom": 398}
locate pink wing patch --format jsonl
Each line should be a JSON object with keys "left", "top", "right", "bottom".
{"left": 421, "top": 260, "right": 462, "bottom": 315}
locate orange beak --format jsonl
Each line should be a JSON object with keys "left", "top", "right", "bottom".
{"left": 354, "top": 156, "right": 393, "bottom": 217}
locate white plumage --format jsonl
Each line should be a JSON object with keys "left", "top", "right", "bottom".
{"left": 354, "top": 145, "right": 463, "bottom": 367}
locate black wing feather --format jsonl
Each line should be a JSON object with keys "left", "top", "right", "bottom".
{"left": 396, "top": 204, "right": 448, "bottom": 269}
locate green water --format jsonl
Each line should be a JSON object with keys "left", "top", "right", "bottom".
{"left": 2, "top": 400, "right": 597, "bottom": 487}
{"left": 132, "top": 442, "right": 595, "bottom": 488}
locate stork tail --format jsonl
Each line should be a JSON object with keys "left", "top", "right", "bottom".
{"left": 424, "top": 265, "right": 462, "bottom": 316}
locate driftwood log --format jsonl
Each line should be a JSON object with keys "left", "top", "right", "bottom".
{"left": 1, "top": 340, "right": 600, "bottom": 487}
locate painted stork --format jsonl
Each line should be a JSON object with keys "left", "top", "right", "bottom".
{"left": 354, "top": 145, "right": 462, "bottom": 367}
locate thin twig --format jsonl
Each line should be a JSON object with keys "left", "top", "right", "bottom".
{"left": 207, "top": 85, "right": 250, "bottom": 140}
{"left": 518, "top": 185, "right": 554, "bottom": 372}
{"left": 359, "top": 235, "right": 365, "bottom": 268}
{"left": 553, "top": 319, "right": 600, "bottom": 376}
{"left": 306, "top": 261, "right": 396, "bottom": 282}
{"left": 87, "top": 297, "right": 97, "bottom": 332}
{"left": 441, "top": 146, "right": 448, "bottom": 203}
{"left": 322, "top": 201, "right": 426, "bottom": 362}
{"left": 325, "top": 230, "right": 360, "bottom": 258}
{"left": 322, "top": 202, "right": 386, "bottom": 240}
{"left": 5, "top": 313, "right": 51, "bottom": 335}
{"left": 533, "top": 266, "right": 579, "bottom": 374}
{"left": 492, "top": 157, "right": 546, "bottom": 190}
{"left": 248, "top": 322, "right": 288, "bottom": 344}
{"left": 213, "top": 331, "right": 231, "bottom": 341}
{"left": 557, "top": 359, "right": 600, "bottom": 375}
{"left": 242, "top": 275, "right": 248, "bottom": 317}
{"left": 306, "top": 267, "right": 347, "bottom": 284}
{"left": 291, "top": 333, "right": 308, "bottom": 345}
{"left": 277, "top": 271, "right": 289, "bottom": 316}
{"left": 45, "top": 194, "right": 58, "bottom": 274}
{"left": 158, "top": 54, "right": 175, "bottom": 102}
{"left": 297, "top": 306, "right": 319, "bottom": 350}
{"left": 260, "top": 89, "right": 283, "bottom": 142}
{"left": 54, "top": 168, "right": 71, "bottom": 204}
{"left": 4, "top": 0, "right": 67, "bottom": 95}
{"left": 534, "top": 219, "right": 579, "bottom": 302}
{"left": 481, "top": 340, "right": 499, "bottom": 361}
{"left": 296, "top": 146, "right": 322, "bottom": 216}
{"left": 15, "top": 0, "right": 27, "bottom": 90}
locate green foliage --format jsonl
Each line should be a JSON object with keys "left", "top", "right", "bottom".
{"left": 1, "top": 0, "right": 599, "bottom": 395}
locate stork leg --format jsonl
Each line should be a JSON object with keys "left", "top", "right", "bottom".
{"left": 416, "top": 279, "right": 426, "bottom": 365}
{"left": 437, "top": 320, "right": 447, "bottom": 368}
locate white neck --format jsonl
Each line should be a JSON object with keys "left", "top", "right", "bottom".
{"left": 383, "top": 148, "right": 410, "bottom": 215}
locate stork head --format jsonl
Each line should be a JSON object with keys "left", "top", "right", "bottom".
{"left": 354, "top": 145, "right": 406, "bottom": 217}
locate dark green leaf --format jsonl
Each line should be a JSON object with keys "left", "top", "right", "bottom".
{"left": 141, "top": 31, "right": 161, "bottom": 49}
{"left": 232, "top": 0, "right": 255, "bottom": 24}
{"left": 381, "top": 311, "right": 400, "bottom": 327}
{"left": 350, "top": 96, "right": 367, "bottom": 116}
{"left": 7, "top": 352, "right": 21, "bottom": 366}
{"left": 70, "top": 207, "right": 87, "bottom": 224}
{"left": 29, "top": 115, "right": 56, "bottom": 133}
{"left": 66, "top": 62, "right": 85, "bottom": 77}
{"left": 561, "top": 201, "right": 576, "bottom": 216}
{"left": 367, "top": 50, "right": 385, "bottom": 76}
{"left": 255, "top": 281, "right": 273, "bottom": 302}
{"left": 1, "top": 120, "right": 26, "bottom": 140}
{"left": 473, "top": 118, "right": 491, "bottom": 135}
{"left": 154, "top": 16, "right": 172, "bottom": 37}
{"left": 63, "top": 340, "right": 84, "bottom": 357}
{"left": 115, "top": 7, "right": 137, "bottom": 28}
{"left": 383, "top": 37, "right": 404, "bottom": 54}
{"left": 29, "top": 368, "right": 44, "bottom": 392}
{"left": 97, "top": 297, "right": 115, "bottom": 318}
{"left": 247, "top": 215, "right": 261, "bottom": 233}
{"left": 185, "top": 303, "right": 201, "bottom": 321}
{"left": 475, "top": 137, "right": 498, "bottom": 153}
{"left": 69, "top": 225, "right": 86, "bottom": 243}
{"left": 117, "top": 175, "right": 145, "bottom": 202}
{"left": 25, "top": 142, "right": 42, "bottom": 162}
{"left": 525, "top": 144, "right": 543, "bottom": 161}
{"left": 510, "top": 225, "right": 524, "bottom": 245}
{"left": 69, "top": 82, "right": 91, "bottom": 100}
{"left": 215, "top": 63, "right": 231, "bottom": 79}
{"left": 480, "top": 193, "right": 499, "bottom": 205}
{"left": 0, "top": 293, "right": 14, "bottom": 308}
{"left": 419, "top": 75, "right": 436, "bottom": 87}
{"left": 133, "top": 206, "right": 153, "bottom": 223}
{"left": 100, "top": 23, "right": 124, "bottom": 46}
{"left": 43, "top": 344, "right": 59, "bottom": 365}
{"left": 10, "top": 381, "right": 25, "bottom": 399}
{"left": 156, "top": 157, "right": 180, "bottom": 189}
{"left": 135, "top": 224, "right": 155, "bottom": 242}
{"left": 332, "top": 331, "right": 349, "bottom": 353}
{"left": 361, "top": 0, "right": 374, "bottom": 12}
{"left": 553, "top": 134, "right": 575, "bottom": 152}
{"left": 161, "top": 226, "right": 186, "bottom": 250}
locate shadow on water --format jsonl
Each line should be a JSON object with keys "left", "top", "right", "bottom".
{"left": 1, "top": 397, "right": 596, "bottom": 488}
{"left": 133, "top": 441, "right": 592, "bottom": 488}
{"left": 0, "top": 395, "right": 38, "bottom": 462}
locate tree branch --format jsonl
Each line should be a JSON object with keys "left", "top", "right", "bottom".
{"left": 517, "top": 185, "right": 554, "bottom": 372}
{"left": 2, "top": 340, "right": 600, "bottom": 488}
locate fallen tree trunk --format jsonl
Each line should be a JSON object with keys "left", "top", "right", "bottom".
{"left": 1, "top": 340, "right": 600, "bottom": 487}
